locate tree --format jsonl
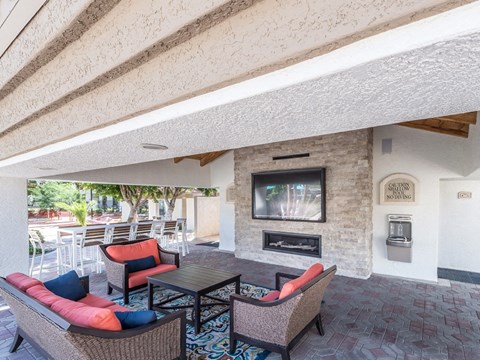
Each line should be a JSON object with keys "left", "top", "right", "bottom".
{"left": 29, "top": 181, "right": 81, "bottom": 217}
{"left": 197, "top": 187, "right": 219, "bottom": 197}
{"left": 157, "top": 186, "right": 189, "bottom": 220}
{"left": 81, "top": 184, "right": 161, "bottom": 222}
{"left": 55, "top": 200, "right": 96, "bottom": 226}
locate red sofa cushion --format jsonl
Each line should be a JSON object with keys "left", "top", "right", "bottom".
{"left": 6, "top": 273, "right": 42, "bottom": 291}
{"left": 106, "top": 239, "right": 160, "bottom": 265}
{"left": 279, "top": 263, "right": 324, "bottom": 299}
{"left": 26, "top": 284, "right": 64, "bottom": 306}
{"left": 259, "top": 290, "right": 281, "bottom": 302}
{"left": 128, "top": 264, "right": 177, "bottom": 288}
{"left": 51, "top": 299, "right": 122, "bottom": 331}
{"left": 78, "top": 293, "right": 115, "bottom": 308}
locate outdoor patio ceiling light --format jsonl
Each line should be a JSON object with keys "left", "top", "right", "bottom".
{"left": 141, "top": 143, "right": 168, "bottom": 150}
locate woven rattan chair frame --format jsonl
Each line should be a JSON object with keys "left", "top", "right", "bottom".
{"left": 229, "top": 265, "right": 337, "bottom": 360}
{"left": 99, "top": 239, "right": 179, "bottom": 304}
{"left": 0, "top": 276, "right": 186, "bottom": 360}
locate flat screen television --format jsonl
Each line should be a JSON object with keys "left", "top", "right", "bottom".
{"left": 252, "top": 167, "right": 326, "bottom": 222}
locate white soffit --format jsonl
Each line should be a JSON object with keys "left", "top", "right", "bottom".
{"left": 0, "top": 0, "right": 46, "bottom": 57}
{"left": 1, "top": 2, "right": 480, "bottom": 177}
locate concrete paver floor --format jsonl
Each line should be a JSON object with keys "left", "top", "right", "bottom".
{"left": 1, "top": 239, "right": 480, "bottom": 359}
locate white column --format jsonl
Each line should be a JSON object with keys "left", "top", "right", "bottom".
{"left": 172, "top": 199, "right": 183, "bottom": 219}
{"left": 210, "top": 151, "right": 235, "bottom": 252}
{"left": 148, "top": 200, "right": 159, "bottom": 219}
{"left": 120, "top": 201, "right": 130, "bottom": 222}
{"left": 0, "top": 177, "right": 28, "bottom": 276}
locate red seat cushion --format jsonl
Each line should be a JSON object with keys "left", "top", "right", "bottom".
{"left": 279, "top": 263, "right": 324, "bottom": 299}
{"left": 51, "top": 299, "right": 121, "bottom": 331}
{"left": 106, "top": 239, "right": 160, "bottom": 265}
{"left": 77, "top": 293, "right": 115, "bottom": 308}
{"left": 106, "top": 304, "right": 130, "bottom": 312}
{"left": 6, "top": 273, "right": 42, "bottom": 291}
{"left": 26, "top": 284, "right": 64, "bottom": 306}
{"left": 128, "top": 264, "right": 177, "bottom": 288}
{"left": 259, "top": 290, "right": 281, "bottom": 302}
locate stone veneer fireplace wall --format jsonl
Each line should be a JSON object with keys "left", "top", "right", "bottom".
{"left": 234, "top": 129, "right": 373, "bottom": 278}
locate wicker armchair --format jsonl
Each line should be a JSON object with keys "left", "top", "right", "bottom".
{"left": 99, "top": 239, "right": 179, "bottom": 304}
{"left": 229, "top": 265, "right": 336, "bottom": 360}
{"left": 0, "top": 276, "right": 186, "bottom": 360}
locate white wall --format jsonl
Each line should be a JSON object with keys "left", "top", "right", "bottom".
{"left": 172, "top": 199, "right": 183, "bottom": 220}
{"left": 186, "top": 198, "right": 194, "bottom": 231}
{"left": 0, "top": 178, "right": 28, "bottom": 276}
{"left": 373, "top": 126, "right": 465, "bottom": 282}
{"left": 209, "top": 151, "right": 235, "bottom": 251}
{"left": 439, "top": 180, "right": 480, "bottom": 272}
{"left": 148, "top": 200, "right": 159, "bottom": 219}
{"left": 195, "top": 196, "right": 220, "bottom": 237}
{"left": 121, "top": 201, "right": 130, "bottom": 222}
{"left": 464, "top": 114, "right": 480, "bottom": 176}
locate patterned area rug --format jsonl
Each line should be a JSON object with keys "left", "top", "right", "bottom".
{"left": 114, "top": 282, "right": 271, "bottom": 359}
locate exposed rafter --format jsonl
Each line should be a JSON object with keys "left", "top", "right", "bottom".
{"left": 174, "top": 151, "right": 228, "bottom": 167}
{"left": 398, "top": 112, "right": 477, "bottom": 138}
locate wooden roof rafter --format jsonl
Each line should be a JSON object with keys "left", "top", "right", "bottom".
{"left": 398, "top": 111, "right": 477, "bottom": 138}
{"left": 174, "top": 150, "right": 228, "bottom": 167}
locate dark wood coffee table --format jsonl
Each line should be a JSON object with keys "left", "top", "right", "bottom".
{"left": 147, "top": 264, "right": 241, "bottom": 334}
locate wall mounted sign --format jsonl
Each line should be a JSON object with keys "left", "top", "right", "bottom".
{"left": 380, "top": 173, "right": 418, "bottom": 205}
{"left": 226, "top": 183, "right": 235, "bottom": 203}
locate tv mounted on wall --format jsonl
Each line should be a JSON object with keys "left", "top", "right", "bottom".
{"left": 252, "top": 167, "right": 326, "bottom": 222}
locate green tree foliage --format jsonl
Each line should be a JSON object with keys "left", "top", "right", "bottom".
{"left": 55, "top": 200, "right": 96, "bottom": 226}
{"left": 197, "top": 188, "right": 219, "bottom": 197}
{"left": 29, "top": 180, "right": 81, "bottom": 217}
{"left": 157, "top": 186, "right": 190, "bottom": 220}
{"left": 81, "top": 184, "right": 162, "bottom": 222}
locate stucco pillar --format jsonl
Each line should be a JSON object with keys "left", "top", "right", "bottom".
{"left": 0, "top": 177, "right": 28, "bottom": 276}
{"left": 148, "top": 200, "right": 159, "bottom": 219}
{"left": 120, "top": 201, "right": 130, "bottom": 222}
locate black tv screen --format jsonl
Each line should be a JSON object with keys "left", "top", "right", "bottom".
{"left": 252, "top": 167, "right": 326, "bottom": 222}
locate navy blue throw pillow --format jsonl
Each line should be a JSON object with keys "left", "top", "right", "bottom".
{"left": 115, "top": 311, "right": 157, "bottom": 329}
{"left": 125, "top": 255, "right": 156, "bottom": 273}
{"left": 44, "top": 270, "right": 86, "bottom": 301}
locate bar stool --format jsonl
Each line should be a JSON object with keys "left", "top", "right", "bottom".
{"left": 77, "top": 227, "right": 109, "bottom": 275}
{"left": 28, "top": 230, "right": 70, "bottom": 280}
{"left": 176, "top": 219, "right": 189, "bottom": 256}
{"left": 160, "top": 221, "right": 180, "bottom": 251}
{"left": 110, "top": 224, "right": 134, "bottom": 243}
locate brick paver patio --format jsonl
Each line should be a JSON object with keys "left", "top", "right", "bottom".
{"left": 1, "top": 240, "right": 480, "bottom": 359}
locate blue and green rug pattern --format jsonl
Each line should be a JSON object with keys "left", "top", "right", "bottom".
{"left": 114, "top": 282, "right": 271, "bottom": 359}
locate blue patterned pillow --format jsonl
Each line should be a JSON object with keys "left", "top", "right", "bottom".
{"left": 125, "top": 255, "right": 156, "bottom": 273}
{"left": 44, "top": 270, "right": 86, "bottom": 301}
{"left": 114, "top": 311, "right": 157, "bottom": 329}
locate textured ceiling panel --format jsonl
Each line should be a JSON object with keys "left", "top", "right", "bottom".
{"left": 0, "top": 0, "right": 469, "bottom": 160}
{"left": 1, "top": 29, "right": 480, "bottom": 178}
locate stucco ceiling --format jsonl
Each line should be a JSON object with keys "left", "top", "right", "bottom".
{"left": 1, "top": 2, "right": 480, "bottom": 179}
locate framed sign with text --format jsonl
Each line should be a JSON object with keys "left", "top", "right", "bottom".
{"left": 380, "top": 173, "right": 418, "bottom": 205}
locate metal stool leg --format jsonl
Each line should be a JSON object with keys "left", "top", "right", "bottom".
{"left": 29, "top": 243, "right": 36, "bottom": 277}
{"left": 38, "top": 246, "right": 45, "bottom": 280}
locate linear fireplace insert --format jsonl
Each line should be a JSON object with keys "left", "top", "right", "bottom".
{"left": 263, "top": 230, "right": 321, "bottom": 258}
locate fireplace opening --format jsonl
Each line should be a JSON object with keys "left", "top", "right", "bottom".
{"left": 263, "top": 230, "right": 321, "bottom": 258}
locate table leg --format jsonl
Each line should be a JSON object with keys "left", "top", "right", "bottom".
{"left": 148, "top": 282, "right": 153, "bottom": 310}
{"left": 71, "top": 232, "right": 77, "bottom": 272}
{"left": 182, "top": 221, "right": 188, "bottom": 255}
{"left": 194, "top": 294, "right": 201, "bottom": 334}
{"left": 235, "top": 279, "right": 240, "bottom": 295}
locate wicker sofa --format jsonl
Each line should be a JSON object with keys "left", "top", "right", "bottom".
{"left": 0, "top": 274, "right": 186, "bottom": 360}
{"left": 229, "top": 265, "right": 336, "bottom": 360}
{"left": 99, "top": 239, "right": 179, "bottom": 304}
